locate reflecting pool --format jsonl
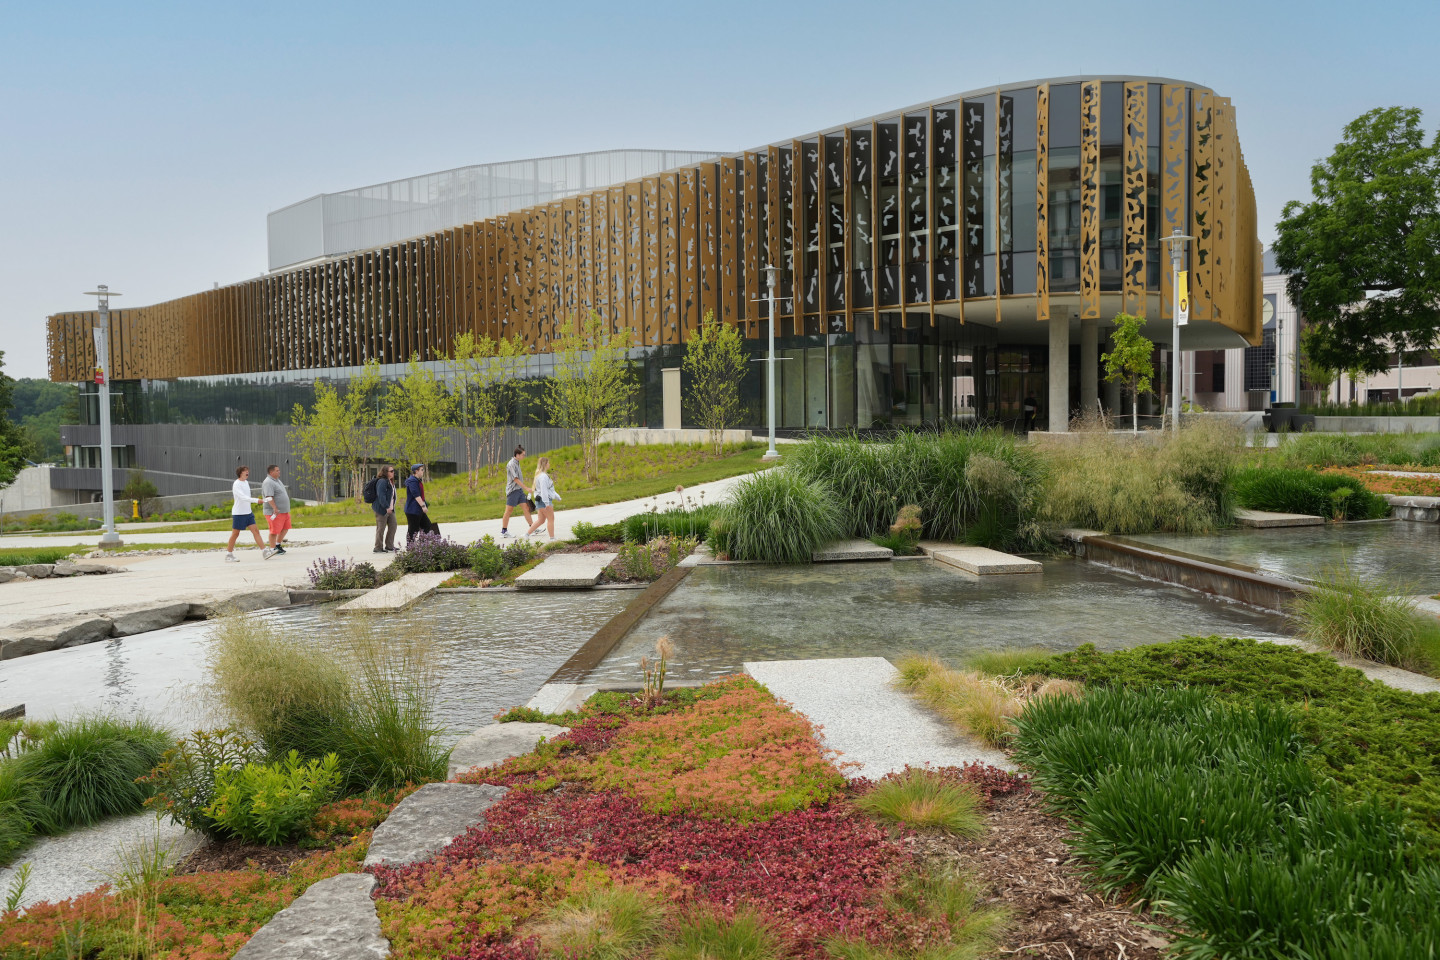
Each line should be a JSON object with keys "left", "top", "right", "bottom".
{"left": 1127, "top": 520, "right": 1440, "bottom": 591}
{"left": 0, "top": 592, "right": 634, "bottom": 742}
{"left": 587, "top": 558, "right": 1293, "bottom": 684}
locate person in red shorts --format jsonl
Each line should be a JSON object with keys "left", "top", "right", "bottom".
{"left": 261, "top": 464, "right": 292, "bottom": 556}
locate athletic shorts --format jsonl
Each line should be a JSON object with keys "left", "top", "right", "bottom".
{"left": 267, "top": 513, "right": 292, "bottom": 537}
{"left": 231, "top": 512, "right": 256, "bottom": 531}
{"left": 506, "top": 488, "right": 528, "bottom": 508}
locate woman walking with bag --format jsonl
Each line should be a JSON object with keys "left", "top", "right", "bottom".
{"left": 525, "top": 456, "right": 562, "bottom": 540}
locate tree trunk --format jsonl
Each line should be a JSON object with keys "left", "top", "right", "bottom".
{"left": 1131, "top": 378, "right": 1139, "bottom": 433}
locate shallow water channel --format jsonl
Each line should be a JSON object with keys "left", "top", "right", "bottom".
{"left": 1127, "top": 519, "right": 1440, "bottom": 591}
{"left": 0, "top": 591, "right": 633, "bottom": 743}
{"left": 585, "top": 557, "right": 1294, "bottom": 684}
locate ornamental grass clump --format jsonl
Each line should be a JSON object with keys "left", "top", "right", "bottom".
{"left": 854, "top": 769, "right": 984, "bottom": 836}
{"left": 713, "top": 469, "right": 845, "bottom": 563}
{"left": 657, "top": 907, "right": 787, "bottom": 960}
{"left": 534, "top": 885, "right": 667, "bottom": 960}
{"left": 1231, "top": 465, "right": 1388, "bottom": 520}
{"left": 872, "top": 504, "right": 923, "bottom": 555}
{"left": 894, "top": 654, "right": 1078, "bottom": 747}
{"left": 1292, "top": 565, "right": 1440, "bottom": 671}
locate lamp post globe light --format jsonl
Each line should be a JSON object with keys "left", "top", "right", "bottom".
{"left": 82, "top": 284, "right": 123, "bottom": 548}
{"left": 1160, "top": 230, "right": 1193, "bottom": 436}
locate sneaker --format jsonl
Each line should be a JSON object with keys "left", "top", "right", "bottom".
{"left": 275, "top": 546, "right": 287, "bottom": 555}
{"left": 224, "top": 553, "right": 239, "bottom": 563}
{"left": 500, "top": 530, "right": 511, "bottom": 538}
{"left": 262, "top": 548, "right": 276, "bottom": 560}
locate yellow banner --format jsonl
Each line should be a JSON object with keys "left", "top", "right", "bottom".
{"left": 1177, "top": 270, "right": 1190, "bottom": 325}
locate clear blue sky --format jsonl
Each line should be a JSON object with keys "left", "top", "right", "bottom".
{"left": 2, "top": 0, "right": 1437, "bottom": 379}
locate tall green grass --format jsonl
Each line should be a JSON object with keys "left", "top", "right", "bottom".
{"left": 710, "top": 469, "right": 845, "bottom": 563}
{"left": 784, "top": 428, "right": 1046, "bottom": 550}
{"left": 1040, "top": 420, "right": 1242, "bottom": 534}
{"left": 1012, "top": 685, "right": 1437, "bottom": 957}
{"left": 1268, "top": 432, "right": 1440, "bottom": 469}
{"left": 1292, "top": 567, "right": 1440, "bottom": 673}
{"left": 11, "top": 716, "right": 172, "bottom": 834}
{"left": 621, "top": 503, "right": 722, "bottom": 543}
{"left": 206, "top": 612, "right": 449, "bottom": 790}
{"left": 1231, "top": 466, "right": 1389, "bottom": 520}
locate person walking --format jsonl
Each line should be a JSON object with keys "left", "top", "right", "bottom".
{"left": 226, "top": 465, "right": 275, "bottom": 561}
{"left": 499, "top": 445, "right": 535, "bottom": 538}
{"left": 525, "top": 456, "right": 562, "bottom": 540}
{"left": 404, "top": 463, "right": 439, "bottom": 543}
{"left": 371, "top": 465, "right": 398, "bottom": 553}
{"left": 1022, "top": 394, "right": 1038, "bottom": 432}
{"left": 261, "top": 464, "right": 292, "bottom": 555}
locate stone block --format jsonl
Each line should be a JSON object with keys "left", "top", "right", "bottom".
{"left": 190, "top": 588, "right": 293, "bottom": 619}
{"left": 49, "top": 562, "right": 82, "bottom": 577}
{"left": 0, "top": 567, "right": 15, "bottom": 584}
{"left": 448, "top": 722, "right": 569, "bottom": 778}
{"left": 923, "top": 544, "right": 1043, "bottom": 575}
{"left": 70, "top": 562, "right": 121, "bottom": 575}
{"left": 812, "top": 539, "right": 894, "bottom": 562}
{"left": 335, "top": 572, "right": 450, "bottom": 614}
{"left": 233, "top": 873, "right": 388, "bottom": 960}
{"left": 364, "top": 783, "right": 509, "bottom": 868}
{"left": 17, "top": 564, "right": 53, "bottom": 579}
{"left": 1235, "top": 508, "right": 1324, "bottom": 528}
{"left": 1, "top": 615, "right": 113, "bottom": 659}
{"left": 514, "top": 553, "right": 615, "bottom": 589}
{"left": 111, "top": 604, "right": 192, "bottom": 638}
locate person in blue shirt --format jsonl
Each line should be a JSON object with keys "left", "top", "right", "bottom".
{"left": 372, "top": 465, "right": 397, "bottom": 553}
{"left": 404, "top": 464, "right": 439, "bottom": 543}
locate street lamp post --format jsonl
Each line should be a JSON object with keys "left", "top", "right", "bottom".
{"left": 762, "top": 265, "right": 780, "bottom": 460}
{"left": 83, "top": 284, "right": 123, "bottom": 548}
{"left": 1160, "top": 230, "right": 1193, "bottom": 436}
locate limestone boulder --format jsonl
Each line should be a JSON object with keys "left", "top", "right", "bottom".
{"left": 111, "top": 604, "right": 192, "bottom": 637}
{"left": 0, "top": 567, "right": 15, "bottom": 584}
{"left": 49, "top": 562, "right": 81, "bottom": 577}
{"left": 232, "top": 873, "right": 388, "bottom": 960}
{"left": 1, "top": 616, "right": 113, "bottom": 659}
{"left": 448, "top": 722, "right": 569, "bottom": 778}
{"left": 17, "top": 564, "right": 53, "bottom": 579}
{"left": 189, "top": 588, "right": 292, "bottom": 619}
{"left": 363, "top": 783, "right": 508, "bottom": 868}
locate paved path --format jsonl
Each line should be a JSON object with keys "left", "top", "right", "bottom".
{"left": 0, "top": 475, "right": 748, "bottom": 637}
{"left": 745, "top": 657, "right": 1014, "bottom": 779}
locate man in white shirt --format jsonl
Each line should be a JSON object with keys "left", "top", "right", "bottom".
{"left": 226, "top": 465, "right": 275, "bottom": 562}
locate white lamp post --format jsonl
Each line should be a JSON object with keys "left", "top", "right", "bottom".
{"left": 82, "top": 285, "right": 123, "bottom": 547}
{"left": 1160, "top": 230, "right": 1193, "bottom": 435}
{"left": 762, "top": 264, "right": 780, "bottom": 460}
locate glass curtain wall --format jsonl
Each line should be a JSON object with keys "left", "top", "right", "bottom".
{"left": 1048, "top": 83, "right": 1082, "bottom": 292}
{"left": 1099, "top": 82, "right": 1125, "bottom": 291}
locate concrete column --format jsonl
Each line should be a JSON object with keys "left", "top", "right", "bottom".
{"left": 1080, "top": 317, "right": 1099, "bottom": 416}
{"left": 1048, "top": 315, "right": 1070, "bottom": 432}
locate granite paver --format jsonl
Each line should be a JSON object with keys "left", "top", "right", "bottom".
{"left": 514, "top": 553, "right": 616, "bottom": 589}
{"left": 363, "top": 783, "right": 509, "bottom": 868}
{"left": 448, "top": 722, "right": 570, "bottom": 778}
{"left": 921, "top": 543, "right": 1042, "bottom": 575}
{"left": 812, "top": 539, "right": 894, "bottom": 562}
{"left": 1235, "top": 508, "right": 1325, "bottom": 527}
{"left": 335, "top": 572, "right": 451, "bottom": 614}
{"left": 233, "top": 873, "right": 388, "bottom": 960}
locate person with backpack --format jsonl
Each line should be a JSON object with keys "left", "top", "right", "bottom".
{"left": 367, "top": 465, "right": 397, "bottom": 553}
{"left": 404, "top": 463, "right": 439, "bottom": 543}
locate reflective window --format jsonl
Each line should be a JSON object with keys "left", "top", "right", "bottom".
{"left": 1048, "top": 147, "right": 1081, "bottom": 292}
{"left": 1100, "top": 82, "right": 1124, "bottom": 291}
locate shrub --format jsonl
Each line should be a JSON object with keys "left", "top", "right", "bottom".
{"left": 1231, "top": 466, "right": 1388, "bottom": 520}
{"left": 1040, "top": 421, "right": 1242, "bottom": 534}
{"left": 205, "top": 752, "right": 343, "bottom": 845}
{"left": 715, "top": 469, "right": 845, "bottom": 564}
{"left": 393, "top": 532, "right": 472, "bottom": 573}
{"left": 502, "top": 538, "right": 539, "bottom": 568}
{"left": 606, "top": 536, "right": 696, "bottom": 582}
{"left": 572, "top": 521, "right": 625, "bottom": 545}
{"left": 306, "top": 557, "right": 384, "bottom": 590}
{"left": 10, "top": 716, "right": 172, "bottom": 834}
{"left": 658, "top": 908, "right": 787, "bottom": 960}
{"left": 621, "top": 503, "right": 721, "bottom": 544}
{"left": 1292, "top": 566, "right": 1440, "bottom": 671}
{"left": 534, "top": 885, "right": 665, "bottom": 960}
{"left": 140, "top": 728, "right": 263, "bottom": 839}
{"left": 470, "top": 535, "right": 508, "bottom": 579}
{"left": 872, "top": 504, "right": 923, "bottom": 555}
{"left": 854, "top": 769, "right": 984, "bottom": 836}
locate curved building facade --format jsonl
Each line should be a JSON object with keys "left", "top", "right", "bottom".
{"left": 47, "top": 76, "right": 1259, "bottom": 439}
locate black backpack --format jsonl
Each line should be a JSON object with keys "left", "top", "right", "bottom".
{"left": 362, "top": 478, "right": 379, "bottom": 504}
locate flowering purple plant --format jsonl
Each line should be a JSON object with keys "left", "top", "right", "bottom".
{"left": 392, "top": 532, "right": 471, "bottom": 573}
{"left": 306, "top": 556, "right": 381, "bottom": 589}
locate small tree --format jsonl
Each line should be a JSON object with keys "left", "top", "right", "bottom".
{"left": 448, "top": 332, "right": 529, "bottom": 491}
{"left": 1103, "top": 313, "right": 1155, "bottom": 433}
{"left": 545, "top": 312, "right": 636, "bottom": 482}
{"left": 121, "top": 468, "right": 159, "bottom": 518}
{"left": 381, "top": 357, "right": 454, "bottom": 475}
{"left": 682, "top": 310, "right": 748, "bottom": 456}
{"left": 288, "top": 360, "right": 380, "bottom": 501}
{"left": 1297, "top": 325, "right": 1338, "bottom": 402}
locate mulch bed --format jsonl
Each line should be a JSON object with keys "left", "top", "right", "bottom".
{"left": 173, "top": 839, "right": 312, "bottom": 875}
{"left": 911, "top": 790, "right": 1171, "bottom": 960}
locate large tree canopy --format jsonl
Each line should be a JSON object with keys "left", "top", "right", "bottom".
{"left": 1273, "top": 107, "right": 1440, "bottom": 374}
{"left": 0, "top": 351, "right": 38, "bottom": 487}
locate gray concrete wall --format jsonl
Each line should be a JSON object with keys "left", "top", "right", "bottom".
{"left": 1311, "top": 416, "right": 1440, "bottom": 434}
{"left": 0, "top": 490, "right": 233, "bottom": 523}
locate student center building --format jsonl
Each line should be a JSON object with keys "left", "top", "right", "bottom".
{"left": 46, "top": 76, "right": 1261, "bottom": 498}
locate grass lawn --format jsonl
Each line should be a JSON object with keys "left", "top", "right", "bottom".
{"left": 109, "top": 442, "right": 770, "bottom": 535}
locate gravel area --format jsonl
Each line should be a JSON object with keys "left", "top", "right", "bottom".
{"left": 0, "top": 812, "right": 202, "bottom": 910}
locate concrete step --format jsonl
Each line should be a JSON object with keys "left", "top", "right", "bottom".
{"left": 1235, "top": 508, "right": 1324, "bottom": 528}
{"left": 812, "top": 539, "right": 894, "bottom": 562}
{"left": 335, "top": 571, "right": 451, "bottom": 614}
{"left": 920, "top": 542, "right": 1042, "bottom": 575}
{"left": 514, "top": 552, "right": 616, "bottom": 589}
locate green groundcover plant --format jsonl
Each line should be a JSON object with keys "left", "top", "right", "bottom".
{"left": 1231, "top": 465, "right": 1388, "bottom": 520}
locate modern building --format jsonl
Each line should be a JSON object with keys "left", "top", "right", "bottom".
{"left": 45, "top": 76, "right": 1261, "bottom": 500}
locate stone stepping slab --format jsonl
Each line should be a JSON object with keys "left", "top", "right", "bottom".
{"left": 448, "top": 721, "right": 570, "bottom": 778}
{"left": 746, "top": 656, "right": 1013, "bottom": 779}
{"left": 363, "top": 783, "right": 509, "bottom": 869}
{"left": 1235, "top": 508, "right": 1324, "bottom": 528}
{"left": 812, "top": 539, "right": 894, "bottom": 562}
{"left": 1385, "top": 495, "right": 1440, "bottom": 522}
{"left": 921, "top": 543, "right": 1042, "bottom": 575}
{"left": 233, "top": 872, "right": 388, "bottom": 960}
{"left": 514, "top": 552, "right": 616, "bottom": 589}
{"left": 336, "top": 572, "right": 451, "bottom": 614}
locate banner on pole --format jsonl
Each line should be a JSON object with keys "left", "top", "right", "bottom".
{"left": 1177, "top": 270, "right": 1190, "bottom": 326}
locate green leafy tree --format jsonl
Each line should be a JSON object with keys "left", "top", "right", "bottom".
{"left": 682, "top": 310, "right": 748, "bottom": 456}
{"left": 447, "top": 332, "right": 529, "bottom": 491}
{"left": 545, "top": 312, "right": 636, "bottom": 482}
{"left": 381, "top": 357, "right": 454, "bottom": 475}
{"left": 11, "top": 379, "right": 77, "bottom": 462}
{"left": 0, "top": 352, "right": 36, "bottom": 488}
{"left": 1103, "top": 313, "right": 1156, "bottom": 433}
{"left": 1273, "top": 107, "right": 1440, "bottom": 374}
{"left": 1298, "top": 325, "right": 1338, "bottom": 401}
{"left": 121, "top": 468, "right": 160, "bottom": 519}
{"left": 288, "top": 360, "right": 381, "bottom": 501}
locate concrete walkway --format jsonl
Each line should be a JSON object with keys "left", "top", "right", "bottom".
{"left": 0, "top": 474, "right": 748, "bottom": 639}
{"left": 745, "top": 657, "right": 1013, "bottom": 778}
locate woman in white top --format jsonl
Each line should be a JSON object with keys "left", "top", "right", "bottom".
{"left": 226, "top": 465, "right": 275, "bottom": 562}
{"left": 524, "top": 456, "right": 562, "bottom": 540}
